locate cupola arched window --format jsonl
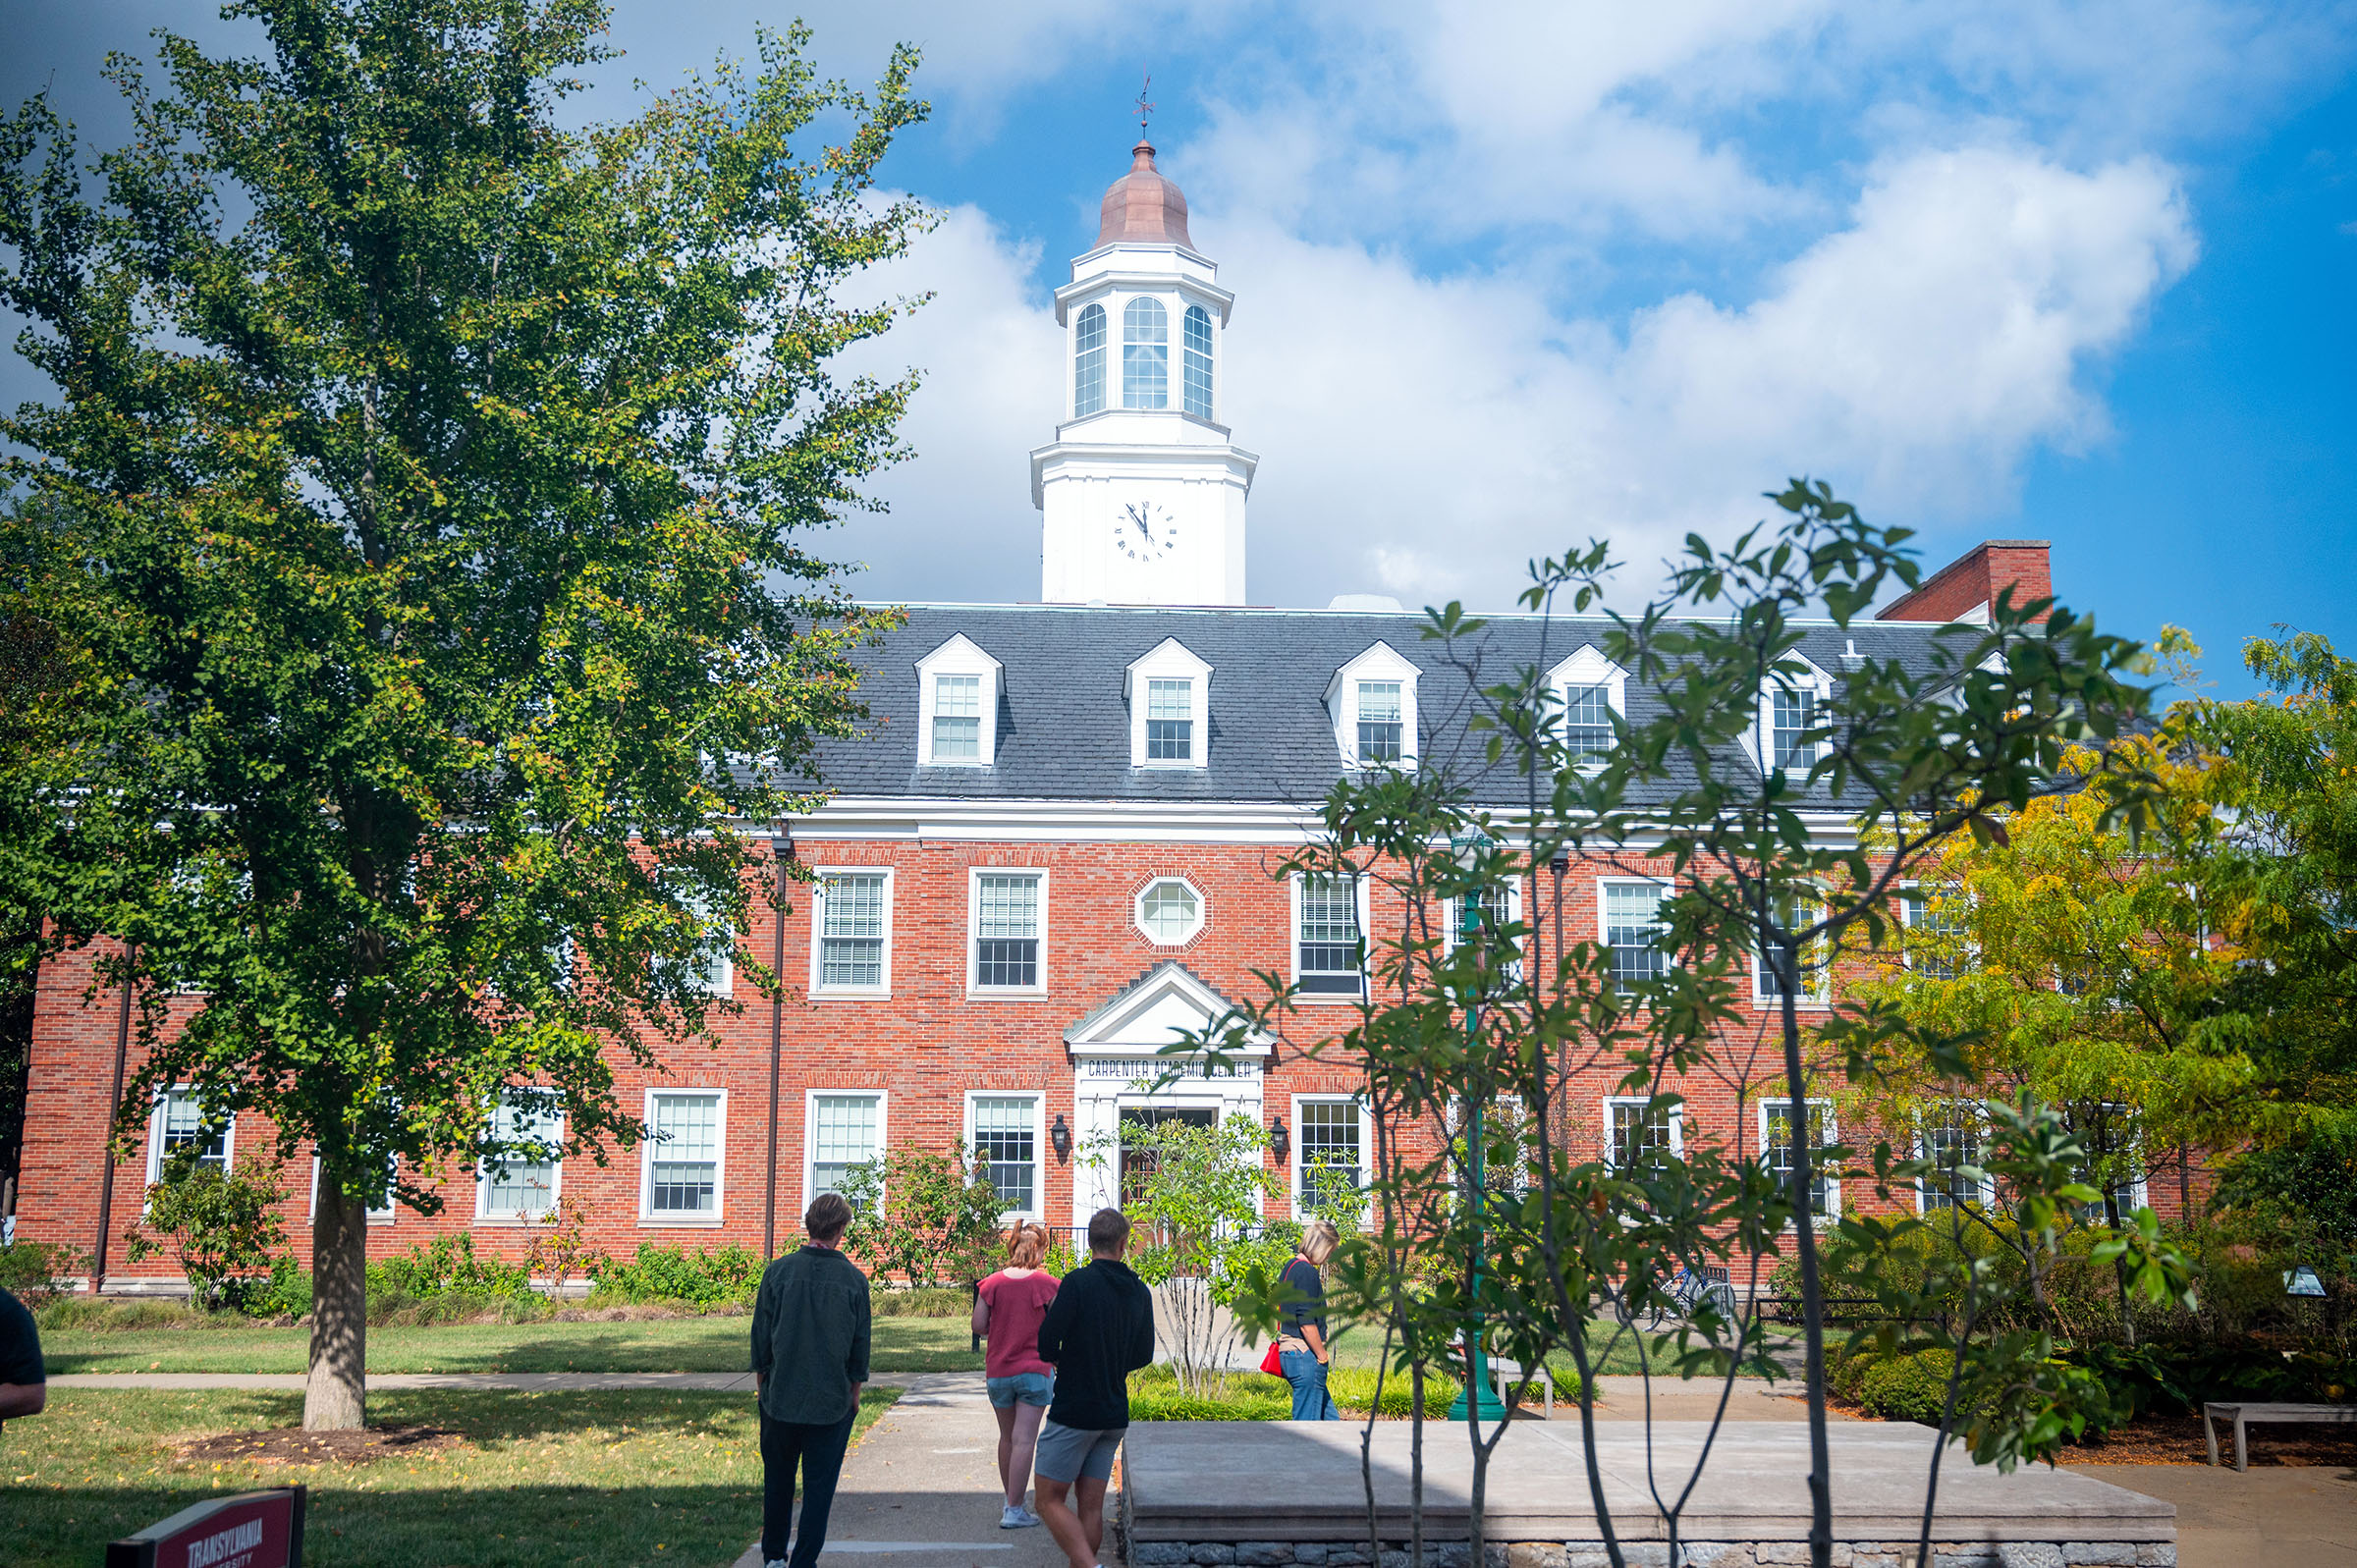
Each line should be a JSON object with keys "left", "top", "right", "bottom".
{"left": 1073, "top": 302, "right": 1107, "bottom": 417}
{"left": 1123, "top": 296, "right": 1168, "bottom": 410}
{"left": 1181, "top": 304, "right": 1213, "bottom": 418}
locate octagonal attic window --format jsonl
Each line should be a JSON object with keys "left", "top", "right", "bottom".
{"left": 1136, "top": 878, "right": 1204, "bottom": 946}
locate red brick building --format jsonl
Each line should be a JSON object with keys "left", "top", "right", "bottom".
{"left": 6, "top": 144, "right": 2093, "bottom": 1291}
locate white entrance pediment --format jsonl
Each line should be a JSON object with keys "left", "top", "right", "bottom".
{"left": 1063, "top": 960, "right": 1273, "bottom": 1060}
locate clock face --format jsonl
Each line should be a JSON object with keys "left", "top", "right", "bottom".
{"left": 1112, "top": 500, "right": 1179, "bottom": 562}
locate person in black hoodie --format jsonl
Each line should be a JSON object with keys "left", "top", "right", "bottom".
{"left": 1031, "top": 1207, "right": 1155, "bottom": 1568}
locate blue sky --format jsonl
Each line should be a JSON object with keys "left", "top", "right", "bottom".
{"left": 5, "top": 3, "right": 2354, "bottom": 695}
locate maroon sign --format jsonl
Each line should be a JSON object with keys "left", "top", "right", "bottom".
{"left": 106, "top": 1486, "right": 305, "bottom": 1568}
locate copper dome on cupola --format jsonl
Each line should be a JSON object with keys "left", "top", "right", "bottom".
{"left": 1095, "top": 140, "right": 1193, "bottom": 249}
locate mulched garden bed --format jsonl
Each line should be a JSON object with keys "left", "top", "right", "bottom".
{"left": 1816, "top": 1391, "right": 2357, "bottom": 1468}
{"left": 179, "top": 1423, "right": 466, "bottom": 1468}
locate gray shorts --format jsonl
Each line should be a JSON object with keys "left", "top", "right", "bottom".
{"left": 1032, "top": 1418, "right": 1123, "bottom": 1484}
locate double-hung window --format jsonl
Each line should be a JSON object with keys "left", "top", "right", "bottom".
{"left": 970, "top": 1096, "right": 1039, "bottom": 1218}
{"left": 654, "top": 884, "right": 732, "bottom": 998}
{"left": 1181, "top": 304, "right": 1215, "bottom": 418}
{"left": 1296, "top": 875, "right": 1365, "bottom": 998}
{"left": 1145, "top": 678, "right": 1193, "bottom": 762}
{"left": 150, "top": 1090, "right": 230, "bottom": 1182}
{"left": 1603, "top": 882, "right": 1670, "bottom": 994}
{"left": 816, "top": 872, "right": 890, "bottom": 993}
{"left": 1763, "top": 1100, "right": 1836, "bottom": 1219}
{"left": 1123, "top": 296, "right": 1169, "bottom": 409}
{"left": 1920, "top": 1109, "right": 1990, "bottom": 1214}
{"left": 645, "top": 1090, "right": 723, "bottom": 1221}
{"left": 480, "top": 1094, "right": 563, "bottom": 1219}
{"left": 1356, "top": 681, "right": 1403, "bottom": 763}
{"left": 1755, "top": 893, "right": 1830, "bottom": 1003}
{"left": 1296, "top": 1098, "right": 1363, "bottom": 1211}
{"left": 1772, "top": 687, "right": 1821, "bottom": 770}
{"left": 1901, "top": 889, "right": 1968, "bottom": 980}
{"left": 932, "top": 675, "right": 982, "bottom": 762}
{"left": 973, "top": 872, "right": 1044, "bottom": 991}
{"left": 1564, "top": 684, "right": 1616, "bottom": 764}
{"left": 1073, "top": 301, "right": 1108, "bottom": 417}
{"left": 809, "top": 1092, "right": 883, "bottom": 1203}
{"left": 1606, "top": 1099, "right": 1678, "bottom": 1172}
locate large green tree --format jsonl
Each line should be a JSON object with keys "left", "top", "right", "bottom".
{"left": 0, "top": 1, "right": 927, "bottom": 1429}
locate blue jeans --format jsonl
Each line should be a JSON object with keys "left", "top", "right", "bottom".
{"left": 1281, "top": 1349, "right": 1340, "bottom": 1421}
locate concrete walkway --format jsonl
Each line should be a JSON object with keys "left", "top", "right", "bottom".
{"left": 49, "top": 1370, "right": 935, "bottom": 1393}
{"left": 2074, "top": 1463, "right": 2357, "bottom": 1568}
{"left": 730, "top": 1373, "right": 1069, "bottom": 1568}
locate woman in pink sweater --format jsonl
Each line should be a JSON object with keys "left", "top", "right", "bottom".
{"left": 971, "top": 1222, "right": 1063, "bottom": 1529}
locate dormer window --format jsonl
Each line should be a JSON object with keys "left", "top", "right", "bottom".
{"left": 1123, "top": 296, "right": 1169, "bottom": 409}
{"left": 1327, "top": 644, "right": 1420, "bottom": 769}
{"left": 916, "top": 634, "right": 1002, "bottom": 768}
{"left": 933, "top": 676, "right": 981, "bottom": 761}
{"left": 1126, "top": 638, "right": 1212, "bottom": 769}
{"left": 1357, "top": 682, "right": 1402, "bottom": 761}
{"left": 1755, "top": 656, "right": 1833, "bottom": 775}
{"left": 1073, "top": 302, "right": 1107, "bottom": 417}
{"left": 1547, "top": 645, "right": 1628, "bottom": 768}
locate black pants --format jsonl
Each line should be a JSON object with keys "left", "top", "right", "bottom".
{"left": 761, "top": 1406, "right": 856, "bottom": 1568}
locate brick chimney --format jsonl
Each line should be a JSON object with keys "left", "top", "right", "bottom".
{"left": 1877, "top": 540, "right": 2052, "bottom": 623}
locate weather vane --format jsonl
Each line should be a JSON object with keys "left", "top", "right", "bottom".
{"left": 1136, "top": 72, "right": 1155, "bottom": 139}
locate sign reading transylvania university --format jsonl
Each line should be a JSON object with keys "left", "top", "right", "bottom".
{"left": 106, "top": 1487, "right": 305, "bottom": 1568}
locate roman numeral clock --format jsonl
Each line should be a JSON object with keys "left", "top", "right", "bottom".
{"left": 1115, "top": 501, "right": 1178, "bottom": 562}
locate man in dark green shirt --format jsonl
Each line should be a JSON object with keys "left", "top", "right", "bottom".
{"left": 751, "top": 1193, "right": 871, "bottom": 1568}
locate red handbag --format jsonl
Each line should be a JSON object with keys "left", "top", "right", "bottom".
{"left": 1259, "top": 1338, "right": 1286, "bottom": 1377}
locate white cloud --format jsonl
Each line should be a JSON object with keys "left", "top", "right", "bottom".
{"left": 837, "top": 146, "right": 2196, "bottom": 612}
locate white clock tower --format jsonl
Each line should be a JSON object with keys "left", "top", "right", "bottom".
{"left": 1032, "top": 140, "right": 1257, "bottom": 606}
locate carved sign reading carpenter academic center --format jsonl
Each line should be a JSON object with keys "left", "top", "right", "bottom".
{"left": 106, "top": 1486, "right": 305, "bottom": 1568}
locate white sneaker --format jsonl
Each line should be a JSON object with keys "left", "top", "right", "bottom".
{"left": 1000, "top": 1505, "right": 1043, "bottom": 1529}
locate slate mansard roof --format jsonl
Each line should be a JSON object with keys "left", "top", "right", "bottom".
{"left": 795, "top": 603, "right": 1970, "bottom": 812}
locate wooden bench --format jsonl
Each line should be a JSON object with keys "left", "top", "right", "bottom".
{"left": 2201, "top": 1401, "right": 2357, "bottom": 1471}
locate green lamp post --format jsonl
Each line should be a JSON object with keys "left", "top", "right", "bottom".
{"left": 1447, "top": 828, "right": 1510, "bottom": 1424}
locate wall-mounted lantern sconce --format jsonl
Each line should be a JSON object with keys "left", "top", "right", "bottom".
{"left": 1269, "top": 1114, "right": 1289, "bottom": 1166}
{"left": 1050, "top": 1114, "right": 1072, "bottom": 1163}
{"left": 1549, "top": 848, "right": 1570, "bottom": 880}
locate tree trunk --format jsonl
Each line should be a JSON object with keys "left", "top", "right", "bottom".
{"left": 304, "top": 1185, "right": 368, "bottom": 1431}
{"left": 1777, "top": 950, "right": 1835, "bottom": 1568}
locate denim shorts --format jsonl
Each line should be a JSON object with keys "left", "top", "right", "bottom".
{"left": 1031, "top": 1417, "right": 1122, "bottom": 1484}
{"left": 986, "top": 1371, "right": 1054, "bottom": 1409}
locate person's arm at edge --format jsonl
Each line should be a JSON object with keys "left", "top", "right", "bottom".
{"left": 0, "top": 1382, "right": 44, "bottom": 1419}
{"left": 970, "top": 1275, "right": 991, "bottom": 1340}
{"left": 750, "top": 1264, "right": 775, "bottom": 1395}
{"left": 1035, "top": 1271, "right": 1074, "bottom": 1365}
{"left": 1125, "top": 1275, "right": 1156, "bottom": 1374}
{"left": 848, "top": 1274, "right": 871, "bottom": 1397}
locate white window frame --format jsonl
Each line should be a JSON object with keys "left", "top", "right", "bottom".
{"left": 1326, "top": 643, "right": 1420, "bottom": 770}
{"left": 1753, "top": 893, "right": 1832, "bottom": 1008}
{"left": 810, "top": 867, "right": 894, "bottom": 999}
{"left": 639, "top": 1087, "right": 728, "bottom": 1226}
{"left": 1546, "top": 644, "right": 1628, "bottom": 769}
{"left": 1756, "top": 654, "right": 1835, "bottom": 774}
{"left": 1760, "top": 1099, "right": 1838, "bottom": 1223}
{"left": 1603, "top": 1096, "right": 1684, "bottom": 1169}
{"left": 916, "top": 633, "right": 1004, "bottom": 768}
{"left": 1598, "top": 877, "right": 1673, "bottom": 994}
{"left": 1290, "top": 1093, "right": 1373, "bottom": 1213}
{"left": 1899, "top": 882, "right": 1972, "bottom": 979}
{"left": 1125, "top": 638, "right": 1213, "bottom": 770}
{"left": 804, "top": 1088, "right": 888, "bottom": 1213}
{"left": 1134, "top": 876, "right": 1207, "bottom": 946}
{"left": 1072, "top": 299, "right": 1109, "bottom": 418}
{"left": 476, "top": 1093, "right": 564, "bottom": 1223}
{"left": 967, "top": 867, "right": 1050, "bottom": 997}
{"left": 1916, "top": 1105, "right": 1998, "bottom": 1216}
{"left": 308, "top": 1156, "right": 398, "bottom": 1227}
{"left": 964, "top": 1092, "right": 1046, "bottom": 1222}
{"left": 147, "top": 1088, "right": 233, "bottom": 1185}
{"left": 1290, "top": 871, "right": 1371, "bottom": 1003}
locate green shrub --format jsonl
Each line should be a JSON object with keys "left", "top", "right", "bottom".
{"left": 1327, "top": 1365, "right": 1460, "bottom": 1419}
{"left": 1858, "top": 1348, "right": 1960, "bottom": 1425}
{"left": 1830, "top": 1346, "right": 1882, "bottom": 1402}
{"left": 587, "top": 1242, "right": 763, "bottom": 1309}
{"left": 249, "top": 1255, "right": 312, "bottom": 1318}
{"left": 0, "top": 1240, "right": 85, "bottom": 1305}
{"left": 1126, "top": 1364, "right": 1290, "bottom": 1421}
{"left": 34, "top": 1295, "right": 208, "bottom": 1331}
{"left": 367, "top": 1232, "right": 533, "bottom": 1304}
{"left": 122, "top": 1151, "right": 289, "bottom": 1310}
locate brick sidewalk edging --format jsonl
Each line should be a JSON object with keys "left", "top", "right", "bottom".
{"left": 1125, "top": 1541, "right": 2176, "bottom": 1568}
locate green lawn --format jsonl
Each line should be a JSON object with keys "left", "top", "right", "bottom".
{"left": 4, "top": 1384, "right": 899, "bottom": 1568}
{"left": 41, "top": 1315, "right": 982, "bottom": 1375}
{"left": 1322, "top": 1320, "right": 1795, "bottom": 1382}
